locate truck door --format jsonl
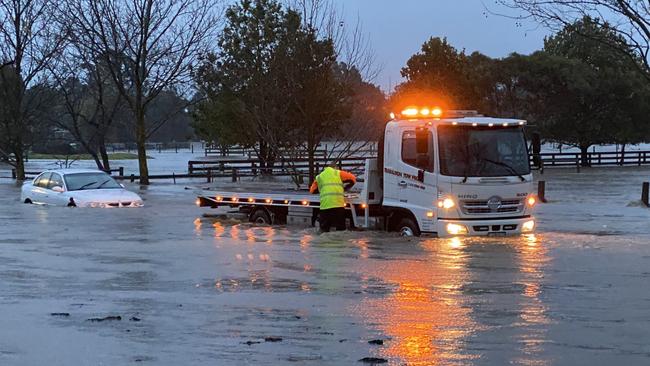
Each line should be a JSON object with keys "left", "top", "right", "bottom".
{"left": 397, "top": 128, "right": 437, "bottom": 227}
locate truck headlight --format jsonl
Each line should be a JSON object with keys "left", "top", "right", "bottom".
{"left": 437, "top": 197, "right": 455, "bottom": 209}
{"left": 522, "top": 220, "right": 535, "bottom": 232}
{"left": 446, "top": 223, "right": 468, "bottom": 235}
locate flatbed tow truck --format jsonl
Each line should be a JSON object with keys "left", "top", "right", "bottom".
{"left": 197, "top": 107, "right": 537, "bottom": 237}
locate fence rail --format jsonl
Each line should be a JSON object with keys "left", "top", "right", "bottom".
{"left": 531, "top": 150, "right": 650, "bottom": 168}
{"left": 4, "top": 150, "right": 650, "bottom": 182}
{"left": 203, "top": 143, "right": 379, "bottom": 158}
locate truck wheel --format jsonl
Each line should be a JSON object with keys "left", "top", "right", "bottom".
{"left": 250, "top": 209, "right": 272, "bottom": 225}
{"left": 396, "top": 217, "right": 420, "bottom": 237}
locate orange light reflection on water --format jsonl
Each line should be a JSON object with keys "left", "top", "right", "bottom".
{"left": 358, "top": 237, "right": 478, "bottom": 366}
{"left": 356, "top": 234, "right": 552, "bottom": 366}
{"left": 514, "top": 234, "right": 552, "bottom": 366}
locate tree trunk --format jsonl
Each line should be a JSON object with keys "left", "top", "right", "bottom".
{"left": 99, "top": 139, "right": 110, "bottom": 171}
{"left": 579, "top": 144, "right": 590, "bottom": 167}
{"left": 90, "top": 152, "right": 104, "bottom": 171}
{"left": 14, "top": 148, "right": 25, "bottom": 180}
{"left": 135, "top": 108, "right": 150, "bottom": 184}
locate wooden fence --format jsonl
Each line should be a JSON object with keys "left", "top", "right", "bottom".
{"left": 5, "top": 150, "right": 650, "bottom": 182}
{"left": 531, "top": 151, "right": 650, "bottom": 169}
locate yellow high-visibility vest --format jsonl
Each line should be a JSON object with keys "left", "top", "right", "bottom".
{"left": 315, "top": 167, "right": 345, "bottom": 210}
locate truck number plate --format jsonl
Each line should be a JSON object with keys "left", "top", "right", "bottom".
{"left": 488, "top": 232, "right": 506, "bottom": 237}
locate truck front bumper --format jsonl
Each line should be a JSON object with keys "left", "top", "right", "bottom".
{"left": 435, "top": 216, "right": 535, "bottom": 238}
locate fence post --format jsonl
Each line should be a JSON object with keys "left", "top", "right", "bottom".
{"left": 11, "top": 169, "right": 16, "bottom": 179}
{"left": 538, "top": 181, "right": 547, "bottom": 203}
{"left": 207, "top": 168, "right": 212, "bottom": 183}
{"left": 188, "top": 161, "right": 193, "bottom": 174}
{"left": 172, "top": 172, "right": 176, "bottom": 185}
{"left": 130, "top": 174, "right": 135, "bottom": 183}
{"left": 252, "top": 162, "right": 257, "bottom": 176}
{"left": 175, "top": 144, "right": 178, "bottom": 153}
{"left": 232, "top": 168, "right": 238, "bottom": 182}
{"left": 576, "top": 156, "right": 581, "bottom": 173}
{"left": 119, "top": 167, "right": 124, "bottom": 176}
{"left": 642, "top": 182, "right": 649, "bottom": 207}
{"left": 191, "top": 144, "right": 194, "bottom": 154}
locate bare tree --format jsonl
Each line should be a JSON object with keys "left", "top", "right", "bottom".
{"left": 495, "top": 0, "right": 650, "bottom": 80}
{"left": 47, "top": 43, "right": 125, "bottom": 171}
{"left": 0, "top": 0, "right": 65, "bottom": 179}
{"left": 65, "top": 0, "right": 222, "bottom": 184}
{"left": 288, "top": 0, "right": 380, "bottom": 81}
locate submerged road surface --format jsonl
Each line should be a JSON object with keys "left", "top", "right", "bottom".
{"left": 1, "top": 168, "right": 650, "bottom": 365}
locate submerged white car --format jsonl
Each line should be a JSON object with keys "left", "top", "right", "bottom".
{"left": 21, "top": 169, "right": 143, "bottom": 208}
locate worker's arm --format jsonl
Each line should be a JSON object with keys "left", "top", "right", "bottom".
{"left": 339, "top": 170, "right": 357, "bottom": 190}
{"left": 309, "top": 180, "right": 319, "bottom": 194}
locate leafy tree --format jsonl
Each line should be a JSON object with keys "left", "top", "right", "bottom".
{"left": 530, "top": 17, "right": 650, "bottom": 164}
{"left": 396, "top": 37, "right": 482, "bottom": 109}
{"left": 496, "top": 0, "right": 650, "bottom": 81}
{"left": 194, "top": 0, "right": 291, "bottom": 168}
{"left": 194, "top": 0, "right": 361, "bottom": 180}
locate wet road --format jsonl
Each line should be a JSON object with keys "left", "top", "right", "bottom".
{"left": 1, "top": 168, "right": 650, "bottom": 365}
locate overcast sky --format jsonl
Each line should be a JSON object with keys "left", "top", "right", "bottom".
{"left": 332, "top": 0, "right": 550, "bottom": 91}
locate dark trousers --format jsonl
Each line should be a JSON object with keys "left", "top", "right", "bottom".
{"left": 319, "top": 207, "right": 346, "bottom": 232}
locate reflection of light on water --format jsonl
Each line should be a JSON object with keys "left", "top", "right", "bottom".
{"left": 300, "top": 234, "right": 313, "bottom": 252}
{"left": 193, "top": 218, "right": 202, "bottom": 236}
{"left": 357, "top": 238, "right": 478, "bottom": 365}
{"left": 514, "top": 234, "right": 552, "bottom": 366}
{"left": 212, "top": 221, "right": 225, "bottom": 238}
{"left": 449, "top": 237, "right": 464, "bottom": 249}
{"left": 353, "top": 238, "right": 370, "bottom": 259}
{"left": 229, "top": 224, "right": 240, "bottom": 240}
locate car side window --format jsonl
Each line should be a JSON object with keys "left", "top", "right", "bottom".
{"left": 401, "top": 130, "right": 434, "bottom": 172}
{"left": 48, "top": 173, "right": 64, "bottom": 190}
{"left": 35, "top": 173, "right": 52, "bottom": 188}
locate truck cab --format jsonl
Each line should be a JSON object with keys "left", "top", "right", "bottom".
{"left": 380, "top": 107, "right": 536, "bottom": 237}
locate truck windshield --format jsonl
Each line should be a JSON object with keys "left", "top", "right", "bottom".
{"left": 438, "top": 125, "right": 530, "bottom": 177}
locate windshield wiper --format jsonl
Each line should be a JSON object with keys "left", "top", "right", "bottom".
{"left": 77, "top": 181, "right": 98, "bottom": 190}
{"left": 96, "top": 179, "right": 112, "bottom": 189}
{"left": 481, "top": 158, "right": 526, "bottom": 182}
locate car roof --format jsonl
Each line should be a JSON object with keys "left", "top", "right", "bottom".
{"left": 43, "top": 169, "right": 108, "bottom": 176}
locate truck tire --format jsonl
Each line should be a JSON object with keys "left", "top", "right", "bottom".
{"left": 250, "top": 209, "right": 272, "bottom": 225}
{"left": 396, "top": 217, "right": 420, "bottom": 237}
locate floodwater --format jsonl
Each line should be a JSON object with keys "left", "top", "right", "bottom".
{"left": 1, "top": 167, "right": 650, "bottom": 365}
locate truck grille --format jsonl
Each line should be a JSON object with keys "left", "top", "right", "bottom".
{"left": 461, "top": 199, "right": 523, "bottom": 215}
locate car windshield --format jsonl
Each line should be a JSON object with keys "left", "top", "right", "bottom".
{"left": 64, "top": 173, "right": 122, "bottom": 191}
{"left": 438, "top": 125, "right": 530, "bottom": 177}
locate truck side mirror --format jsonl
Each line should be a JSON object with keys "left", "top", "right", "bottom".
{"left": 417, "top": 169, "right": 424, "bottom": 182}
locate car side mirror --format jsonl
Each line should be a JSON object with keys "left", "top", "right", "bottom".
{"left": 51, "top": 186, "right": 64, "bottom": 193}
{"left": 120, "top": 183, "right": 125, "bottom": 188}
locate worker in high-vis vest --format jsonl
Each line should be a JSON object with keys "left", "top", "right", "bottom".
{"left": 309, "top": 163, "right": 357, "bottom": 232}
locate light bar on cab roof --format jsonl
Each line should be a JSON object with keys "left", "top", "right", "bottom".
{"left": 390, "top": 106, "right": 462, "bottom": 120}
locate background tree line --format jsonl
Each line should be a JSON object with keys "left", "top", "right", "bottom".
{"left": 394, "top": 15, "right": 650, "bottom": 166}
{"left": 3, "top": 0, "right": 649, "bottom": 182}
